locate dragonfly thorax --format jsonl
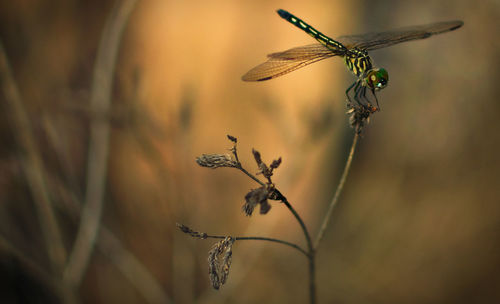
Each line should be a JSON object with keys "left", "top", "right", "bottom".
{"left": 344, "top": 48, "right": 389, "bottom": 90}
{"left": 344, "top": 48, "right": 373, "bottom": 78}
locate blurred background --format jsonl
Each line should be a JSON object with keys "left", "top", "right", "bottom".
{"left": 0, "top": 0, "right": 499, "bottom": 303}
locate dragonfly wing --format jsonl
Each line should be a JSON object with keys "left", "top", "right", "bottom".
{"left": 242, "top": 44, "right": 340, "bottom": 81}
{"left": 337, "top": 20, "right": 463, "bottom": 51}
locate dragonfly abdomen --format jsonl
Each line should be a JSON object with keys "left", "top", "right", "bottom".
{"left": 277, "top": 9, "right": 347, "bottom": 53}
{"left": 344, "top": 49, "right": 373, "bottom": 77}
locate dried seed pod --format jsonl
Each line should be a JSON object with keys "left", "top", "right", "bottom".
{"left": 196, "top": 153, "right": 238, "bottom": 169}
{"left": 347, "top": 102, "right": 374, "bottom": 133}
{"left": 208, "top": 237, "right": 235, "bottom": 290}
{"left": 176, "top": 223, "right": 207, "bottom": 239}
{"left": 252, "top": 149, "right": 263, "bottom": 167}
{"left": 270, "top": 157, "right": 282, "bottom": 170}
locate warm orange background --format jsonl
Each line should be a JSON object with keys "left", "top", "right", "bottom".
{"left": 1, "top": 0, "right": 499, "bottom": 303}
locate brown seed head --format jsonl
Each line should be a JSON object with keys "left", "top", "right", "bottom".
{"left": 347, "top": 102, "right": 375, "bottom": 133}
{"left": 176, "top": 223, "right": 208, "bottom": 239}
{"left": 196, "top": 153, "right": 238, "bottom": 169}
{"left": 208, "top": 236, "right": 235, "bottom": 290}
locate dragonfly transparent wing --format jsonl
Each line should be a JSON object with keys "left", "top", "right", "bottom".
{"left": 337, "top": 20, "right": 463, "bottom": 51}
{"left": 242, "top": 43, "right": 342, "bottom": 81}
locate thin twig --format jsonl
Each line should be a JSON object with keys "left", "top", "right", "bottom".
{"left": 237, "top": 165, "right": 266, "bottom": 186}
{"left": 0, "top": 41, "right": 67, "bottom": 272}
{"left": 236, "top": 153, "right": 316, "bottom": 302}
{"left": 308, "top": 254, "right": 316, "bottom": 304}
{"left": 281, "top": 198, "right": 315, "bottom": 304}
{"left": 236, "top": 159, "right": 311, "bottom": 250}
{"left": 178, "top": 224, "right": 309, "bottom": 257}
{"left": 64, "top": 0, "right": 138, "bottom": 286}
{"left": 313, "top": 131, "right": 360, "bottom": 250}
{"left": 282, "top": 199, "right": 314, "bottom": 252}
{"left": 207, "top": 235, "right": 309, "bottom": 257}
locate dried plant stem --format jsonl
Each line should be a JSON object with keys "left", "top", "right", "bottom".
{"left": 236, "top": 156, "right": 316, "bottom": 302}
{"left": 205, "top": 234, "right": 309, "bottom": 257}
{"left": 281, "top": 200, "right": 315, "bottom": 303}
{"left": 282, "top": 199, "right": 313, "bottom": 251}
{"left": 305, "top": 130, "right": 360, "bottom": 304}
{"left": 236, "top": 164, "right": 313, "bottom": 252}
{"left": 64, "top": 0, "right": 138, "bottom": 286}
{"left": 221, "top": 133, "right": 359, "bottom": 304}
{"left": 0, "top": 41, "right": 67, "bottom": 272}
{"left": 309, "top": 255, "right": 316, "bottom": 304}
{"left": 237, "top": 165, "right": 266, "bottom": 186}
{"left": 313, "top": 131, "right": 360, "bottom": 250}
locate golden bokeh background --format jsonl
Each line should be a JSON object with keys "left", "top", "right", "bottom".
{"left": 1, "top": 0, "right": 499, "bottom": 303}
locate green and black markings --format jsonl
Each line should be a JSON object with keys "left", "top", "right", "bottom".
{"left": 243, "top": 9, "right": 463, "bottom": 112}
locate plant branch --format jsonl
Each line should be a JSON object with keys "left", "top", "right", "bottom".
{"left": 280, "top": 197, "right": 315, "bottom": 304}
{"left": 308, "top": 254, "right": 316, "bottom": 304}
{"left": 64, "top": 0, "right": 138, "bottom": 286}
{"left": 235, "top": 156, "right": 312, "bottom": 252}
{"left": 236, "top": 150, "right": 316, "bottom": 303}
{"left": 313, "top": 131, "right": 360, "bottom": 250}
{"left": 236, "top": 236, "right": 309, "bottom": 257}
{"left": 0, "top": 41, "right": 67, "bottom": 272}
{"left": 237, "top": 165, "right": 265, "bottom": 186}
{"left": 282, "top": 199, "right": 313, "bottom": 251}
{"left": 183, "top": 231, "right": 308, "bottom": 258}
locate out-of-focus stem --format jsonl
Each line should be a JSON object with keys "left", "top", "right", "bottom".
{"left": 64, "top": 0, "right": 138, "bottom": 286}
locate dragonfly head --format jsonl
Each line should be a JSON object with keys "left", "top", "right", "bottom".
{"left": 365, "top": 68, "right": 389, "bottom": 91}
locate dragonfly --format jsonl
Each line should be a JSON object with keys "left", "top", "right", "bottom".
{"left": 242, "top": 9, "right": 463, "bottom": 112}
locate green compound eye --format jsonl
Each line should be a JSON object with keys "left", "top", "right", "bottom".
{"left": 366, "top": 68, "right": 389, "bottom": 90}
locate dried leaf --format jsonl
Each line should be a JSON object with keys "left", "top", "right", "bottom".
{"left": 243, "top": 187, "right": 271, "bottom": 216}
{"left": 270, "top": 157, "right": 282, "bottom": 169}
{"left": 259, "top": 200, "right": 271, "bottom": 214}
{"left": 227, "top": 134, "right": 237, "bottom": 143}
{"left": 252, "top": 149, "right": 263, "bottom": 166}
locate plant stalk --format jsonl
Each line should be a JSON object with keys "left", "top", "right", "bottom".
{"left": 314, "top": 132, "right": 359, "bottom": 250}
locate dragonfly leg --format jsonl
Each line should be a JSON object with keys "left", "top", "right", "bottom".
{"left": 360, "top": 86, "right": 368, "bottom": 105}
{"left": 358, "top": 85, "right": 379, "bottom": 113}
{"left": 353, "top": 81, "right": 364, "bottom": 105}
{"left": 371, "top": 88, "right": 381, "bottom": 111}
{"left": 353, "top": 82, "right": 367, "bottom": 108}
{"left": 345, "top": 81, "right": 357, "bottom": 104}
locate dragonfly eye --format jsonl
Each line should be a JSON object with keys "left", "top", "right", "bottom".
{"left": 366, "top": 68, "right": 389, "bottom": 90}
